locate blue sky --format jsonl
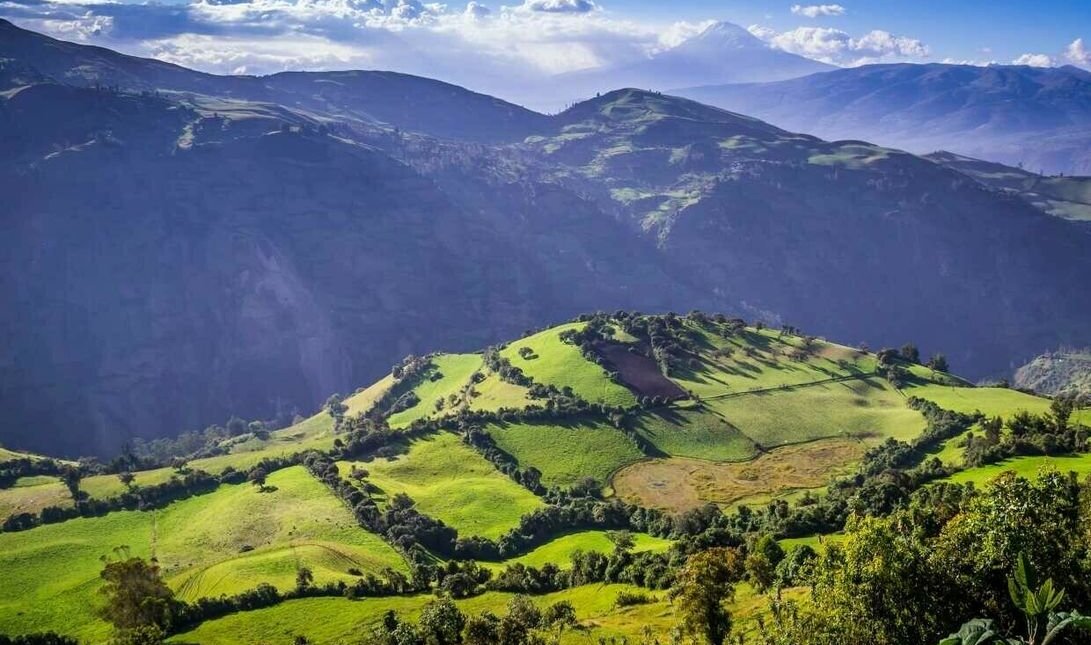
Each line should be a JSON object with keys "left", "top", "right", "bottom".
{"left": 2, "top": 0, "right": 1088, "bottom": 103}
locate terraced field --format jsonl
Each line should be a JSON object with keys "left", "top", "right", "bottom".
{"left": 485, "top": 419, "right": 645, "bottom": 489}
{"left": 502, "top": 324, "right": 636, "bottom": 407}
{"left": 337, "top": 432, "right": 542, "bottom": 539}
{"left": 0, "top": 466, "right": 404, "bottom": 640}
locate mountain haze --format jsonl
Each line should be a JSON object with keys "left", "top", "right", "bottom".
{"left": 678, "top": 62, "right": 1091, "bottom": 175}
{"left": 551, "top": 22, "right": 833, "bottom": 109}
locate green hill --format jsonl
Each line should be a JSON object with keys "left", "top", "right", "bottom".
{"left": 2, "top": 312, "right": 1088, "bottom": 644}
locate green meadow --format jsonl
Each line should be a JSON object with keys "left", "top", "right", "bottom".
{"left": 466, "top": 371, "right": 533, "bottom": 412}
{"left": 0, "top": 475, "right": 72, "bottom": 519}
{"left": 629, "top": 407, "right": 759, "bottom": 462}
{"left": 707, "top": 377, "right": 925, "bottom": 449}
{"left": 337, "top": 432, "right": 542, "bottom": 539}
{"left": 0, "top": 466, "right": 404, "bottom": 640}
{"left": 942, "top": 453, "right": 1091, "bottom": 487}
{"left": 482, "top": 530, "right": 672, "bottom": 572}
{"left": 502, "top": 324, "right": 636, "bottom": 407}
{"left": 484, "top": 419, "right": 645, "bottom": 489}
{"left": 387, "top": 353, "right": 483, "bottom": 427}
{"left": 668, "top": 326, "right": 873, "bottom": 398}
{"left": 902, "top": 383, "right": 1087, "bottom": 422}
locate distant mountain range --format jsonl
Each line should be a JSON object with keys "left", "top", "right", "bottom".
{"left": 548, "top": 22, "right": 833, "bottom": 109}
{"left": 678, "top": 63, "right": 1091, "bottom": 175}
{"left": 2, "top": 19, "right": 1090, "bottom": 455}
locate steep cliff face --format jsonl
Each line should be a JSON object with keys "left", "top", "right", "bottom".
{"left": 0, "top": 83, "right": 716, "bottom": 455}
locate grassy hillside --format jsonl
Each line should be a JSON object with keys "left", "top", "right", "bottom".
{"left": 484, "top": 419, "right": 645, "bottom": 489}
{"left": 0, "top": 466, "right": 404, "bottom": 640}
{"left": 669, "top": 326, "right": 874, "bottom": 397}
{"left": 336, "top": 433, "right": 542, "bottom": 539}
{"left": 941, "top": 453, "right": 1091, "bottom": 486}
{"left": 387, "top": 354, "right": 483, "bottom": 427}
{"left": 3, "top": 314, "right": 1088, "bottom": 643}
{"left": 629, "top": 407, "right": 759, "bottom": 462}
{"left": 501, "top": 324, "right": 637, "bottom": 407}
{"left": 707, "top": 377, "right": 925, "bottom": 449}
{"left": 0, "top": 476, "right": 72, "bottom": 519}
{"left": 481, "top": 531, "right": 672, "bottom": 572}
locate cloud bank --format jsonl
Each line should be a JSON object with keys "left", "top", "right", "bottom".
{"left": 790, "top": 4, "right": 845, "bottom": 18}
{"left": 748, "top": 24, "right": 928, "bottom": 66}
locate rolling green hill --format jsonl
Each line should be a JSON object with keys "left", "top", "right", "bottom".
{"left": 2, "top": 312, "right": 1088, "bottom": 644}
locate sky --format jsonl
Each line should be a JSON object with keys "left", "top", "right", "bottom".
{"left": 2, "top": 0, "right": 1089, "bottom": 105}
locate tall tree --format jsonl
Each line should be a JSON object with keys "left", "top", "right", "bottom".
{"left": 671, "top": 548, "right": 737, "bottom": 645}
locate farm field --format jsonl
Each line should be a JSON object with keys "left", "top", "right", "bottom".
{"left": 0, "top": 466, "right": 404, "bottom": 640}
{"left": 482, "top": 530, "right": 673, "bottom": 572}
{"left": 0, "top": 475, "right": 72, "bottom": 519}
{"left": 387, "top": 354, "right": 483, "bottom": 427}
{"left": 501, "top": 323, "right": 636, "bottom": 407}
{"left": 613, "top": 438, "right": 865, "bottom": 512}
{"left": 484, "top": 419, "right": 645, "bottom": 489}
{"left": 336, "top": 432, "right": 542, "bottom": 539}
{"left": 706, "top": 377, "right": 925, "bottom": 449}
{"left": 629, "top": 407, "right": 759, "bottom": 461}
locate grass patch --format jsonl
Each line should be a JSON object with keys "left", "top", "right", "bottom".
{"left": 629, "top": 407, "right": 759, "bottom": 462}
{"left": 484, "top": 419, "right": 645, "bottom": 490}
{"left": 0, "top": 476, "right": 73, "bottom": 520}
{"left": 344, "top": 374, "right": 396, "bottom": 417}
{"left": 707, "top": 377, "right": 925, "bottom": 449}
{"left": 902, "top": 384, "right": 1064, "bottom": 419}
{"left": 0, "top": 466, "right": 404, "bottom": 641}
{"left": 941, "top": 453, "right": 1091, "bottom": 487}
{"left": 465, "top": 371, "right": 532, "bottom": 412}
{"left": 387, "top": 354, "right": 483, "bottom": 427}
{"left": 501, "top": 324, "right": 636, "bottom": 407}
{"left": 337, "top": 433, "right": 542, "bottom": 539}
{"left": 482, "top": 531, "right": 672, "bottom": 572}
{"left": 613, "top": 439, "right": 866, "bottom": 512}
{"left": 168, "top": 582, "right": 789, "bottom": 645}
{"left": 669, "top": 326, "right": 873, "bottom": 398}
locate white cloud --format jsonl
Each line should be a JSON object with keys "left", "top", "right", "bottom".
{"left": 521, "top": 0, "right": 595, "bottom": 14}
{"left": 1012, "top": 53, "right": 1055, "bottom": 67}
{"left": 748, "top": 25, "right": 928, "bottom": 66}
{"left": 463, "top": 1, "right": 489, "bottom": 19}
{"left": 790, "top": 4, "right": 845, "bottom": 18}
{"left": 1065, "top": 38, "right": 1090, "bottom": 67}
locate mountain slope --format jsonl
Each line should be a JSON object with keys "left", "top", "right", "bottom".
{"left": 1014, "top": 350, "right": 1091, "bottom": 397}
{"left": 529, "top": 89, "right": 1091, "bottom": 382}
{"left": 0, "top": 19, "right": 548, "bottom": 143}
{"left": 0, "top": 81, "right": 715, "bottom": 456}
{"left": 553, "top": 22, "right": 832, "bottom": 107}
{"left": 677, "top": 63, "right": 1091, "bottom": 174}
{"left": 3, "top": 23, "right": 1091, "bottom": 455}
{"left": 926, "top": 151, "right": 1091, "bottom": 222}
